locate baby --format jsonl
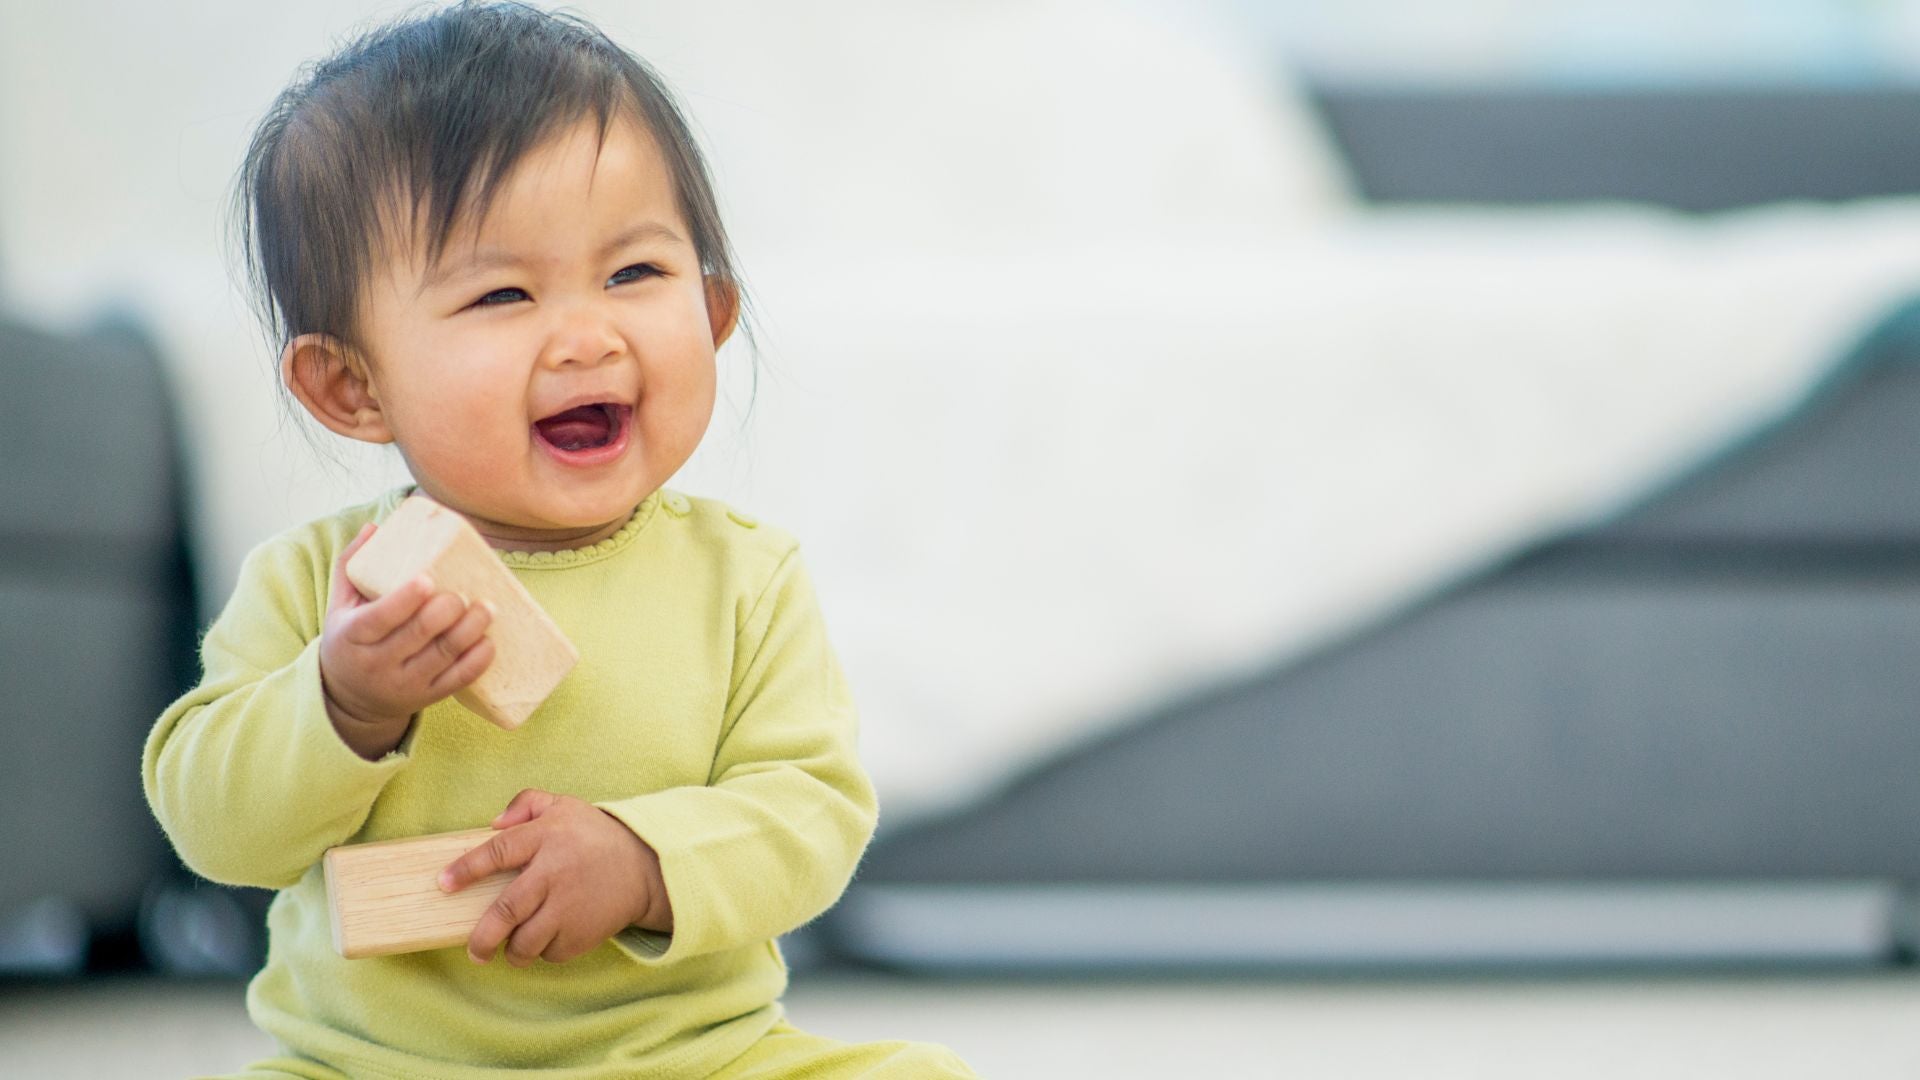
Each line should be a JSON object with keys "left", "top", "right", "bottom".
{"left": 141, "top": 3, "right": 975, "bottom": 1077}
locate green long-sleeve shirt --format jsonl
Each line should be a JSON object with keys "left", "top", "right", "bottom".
{"left": 143, "top": 485, "right": 878, "bottom": 1078}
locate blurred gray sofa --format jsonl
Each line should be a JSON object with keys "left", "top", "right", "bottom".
{"left": 1315, "top": 84, "right": 1920, "bottom": 212}
{"left": 0, "top": 316, "right": 201, "bottom": 973}
{"left": 823, "top": 85, "right": 1920, "bottom": 973}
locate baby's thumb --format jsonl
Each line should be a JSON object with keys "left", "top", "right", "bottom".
{"left": 493, "top": 788, "right": 558, "bottom": 829}
{"left": 329, "top": 523, "right": 378, "bottom": 609}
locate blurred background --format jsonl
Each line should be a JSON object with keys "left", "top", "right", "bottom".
{"left": 10, "top": 0, "right": 1920, "bottom": 1076}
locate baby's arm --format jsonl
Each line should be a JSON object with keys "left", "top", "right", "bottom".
{"left": 142, "top": 522, "right": 492, "bottom": 889}
{"left": 441, "top": 545, "right": 876, "bottom": 966}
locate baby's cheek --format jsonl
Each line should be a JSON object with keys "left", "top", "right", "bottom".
{"left": 639, "top": 362, "right": 716, "bottom": 451}
{"left": 400, "top": 407, "right": 522, "bottom": 496}
{"left": 434, "top": 386, "right": 513, "bottom": 443}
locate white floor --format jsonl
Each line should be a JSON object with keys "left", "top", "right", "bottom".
{"left": 7, "top": 971, "right": 1920, "bottom": 1078}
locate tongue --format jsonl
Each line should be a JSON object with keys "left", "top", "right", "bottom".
{"left": 536, "top": 405, "right": 613, "bottom": 451}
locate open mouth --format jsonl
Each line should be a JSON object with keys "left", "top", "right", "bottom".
{"left": 532, "top": 402, "right": 631, "bottom": 462}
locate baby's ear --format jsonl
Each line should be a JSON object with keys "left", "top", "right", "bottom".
{"left": 281, "top": 334, "right": 394, "bottom": 445}
{"left": 704, "top": 276, "right": 741, "bottom": 349}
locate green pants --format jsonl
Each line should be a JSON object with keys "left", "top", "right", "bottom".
{"left": 219, "top": 1021, "right": 977, "bottom": 1079}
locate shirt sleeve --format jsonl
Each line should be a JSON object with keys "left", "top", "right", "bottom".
{"left": 598, "top": 546, "right": 879, "bottom": 965}
{"left": 141, "top": 533, "right": 411, "bottom": 890}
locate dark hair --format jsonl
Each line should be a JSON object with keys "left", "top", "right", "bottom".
{"left": 233, "top": 0, "right": 749, "bottom": 369}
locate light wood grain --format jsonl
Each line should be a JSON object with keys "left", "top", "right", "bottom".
{"left": 324, "top": 828, "right": 516, "bottom": 959}
{"left": 344, "top": 494, "right": 578, "bottom": 729}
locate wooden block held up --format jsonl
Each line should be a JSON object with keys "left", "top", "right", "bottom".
{"left": 345, "top": 494, "right": 578, "bottom": 729}
{"left": 325, "top": 828, "right": 517, "bottom": 959}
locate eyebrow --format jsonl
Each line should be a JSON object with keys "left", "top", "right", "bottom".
{"left": 419, "top": 221, "right": 689, "bottom": 293}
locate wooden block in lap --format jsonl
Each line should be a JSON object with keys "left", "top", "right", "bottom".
{"left": 345, "top": 494, "right": 577, "bottom": 729}
{"left": 325, "top": 828, "right": 516, "bottom": 959}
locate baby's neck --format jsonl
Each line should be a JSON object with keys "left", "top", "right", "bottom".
{"left": 479, "top": 514, "right": 632, "bottom": 553}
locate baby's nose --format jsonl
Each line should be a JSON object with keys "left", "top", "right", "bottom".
{"left": 538, "top": 308, "right": 625, "bottom": 368}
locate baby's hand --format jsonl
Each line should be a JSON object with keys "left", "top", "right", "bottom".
{"left": 320, "top": 522, "right": 496, "bottom": 759}
{"left": 438, "top": 789, "right": 672, "bottom": 967}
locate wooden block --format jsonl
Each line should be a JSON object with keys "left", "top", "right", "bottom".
{"left": 345, "top": 494, "right": 578, "bottom": 729}
{"left": 324, "top": 828, "right": 516, "bottom": 959}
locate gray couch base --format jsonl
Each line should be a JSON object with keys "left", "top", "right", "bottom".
{"left": 834, "top": 881, "right": 1903, "bottom": 973}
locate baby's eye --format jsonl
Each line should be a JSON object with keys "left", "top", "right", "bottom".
{"left": 474, "top": 287, "right": 528, "bottom": 307}
{"left": 607, "top": 263, "right": 661, "bottom": 287}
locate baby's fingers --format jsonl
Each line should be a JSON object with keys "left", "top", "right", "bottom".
{"left": 341, "top": 574, "right": 437, "bottom": 646}
{"left": 423, "top": 635, "right": 494, "bottom": 701}
{"left": 492, "top": 788, "right": 562, "bottom": 830}
{"left": 465, "top": 872, "right": 548, "bottom": 965}
{"left": 441, "top": 823, "right": 538, "bottom": 894}
{"left": 405, "top": 598, "right": 494, "bottom": 675}
{"left": 505, "top": 905, "right": 564, "bottom": 968}
{"left": 383, "top": 588, "right": 467, "bottom": 657}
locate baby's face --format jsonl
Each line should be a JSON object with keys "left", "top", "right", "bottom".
{"left": 352, "top": 115, "right": 726, "bottom": 550}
